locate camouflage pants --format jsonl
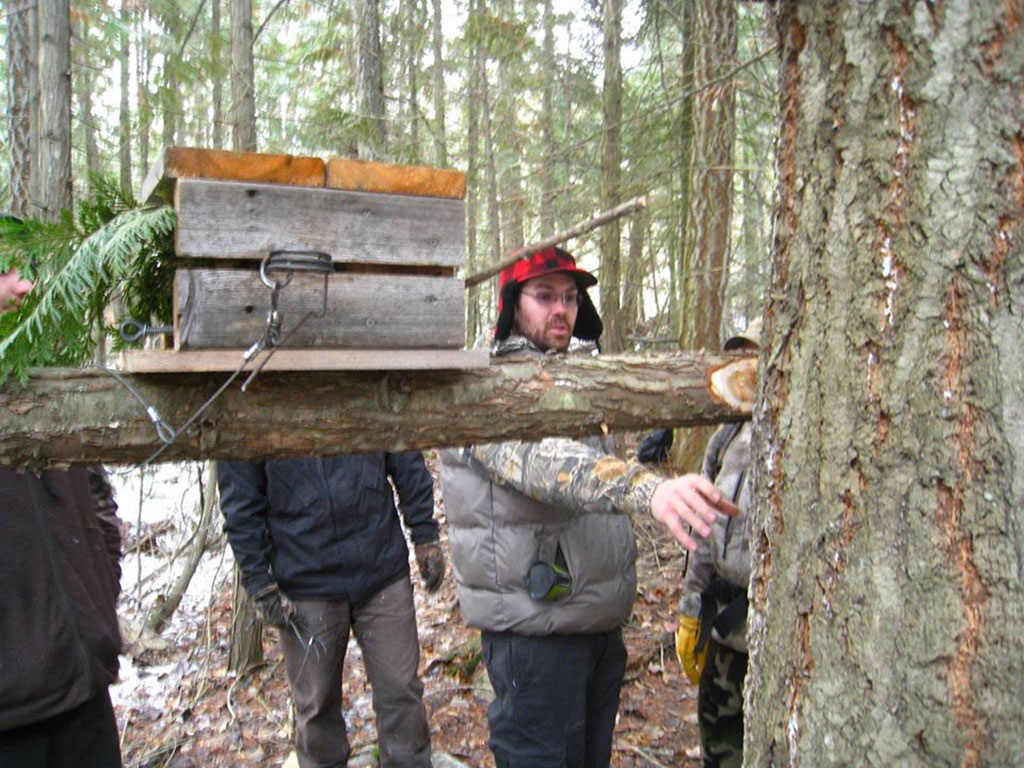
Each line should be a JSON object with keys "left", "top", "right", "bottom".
{"left": 697, "top": 640, "right": 747, "bottom": 768}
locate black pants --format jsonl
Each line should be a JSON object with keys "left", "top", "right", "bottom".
{"left": 481, "top": 630, "right": 627, "bottom": 768}
{"left": 0, "top": 689, "right": 122, "bottom": 768}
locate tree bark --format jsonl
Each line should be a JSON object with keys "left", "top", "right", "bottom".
{"left": 404, "top": 0, "right": 421, "bottom": 161}
{"left": 431, "top": 0, "right": 447, "bottom": 167}
{"left": 464, "top": 0, "right": 482, "bottom": 343}
{"left": 7, "top": 0, "right": 36, "bottom": 218}
{"left": 747, "top": 2, "right": 1024, "bottom": 766}
{"left": 74, "top": 14, "right": 100, "bottom": 179}
{"left": 357, "top": 0, "right": 386, "bottom": 159}
{"left": 481, "top": 48, "right": 502, "bottom": 274}
{"left": 0, "top": 353, "right": 752, "bottom": 468}
{"left": 136, "top": 14, "right": 151, "bottom": 181}
{"left": 599, "top": 0, "right": 624, "bottom": 352}
{"left": 673, "top": 0, "right": 738, "bottom": 472}
{"left": 211, "top": 0, "right": 223, "bottom": 149}
{"left": 227, "top": 564, "right": 263, "bottom": 673}
{"left": 230, "top": 0, "right": 256, "bottom": 151}
{"left": 37, "top": 0, "right": 72, "bottom": 220}
{"left": 119, "top": 0, "right": 132, "bottom": 193}
{"left": 539, "top": 0, "right": 556, "bottom": 235}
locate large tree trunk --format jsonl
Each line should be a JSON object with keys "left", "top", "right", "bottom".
{"left": 37, "top": 0, "right": 72, "bottom": 220}
{"left": 747, "top": 2, "right": 1024, "bottom": 766}
{"left": 230, "top": 0, "right": 256, "bottom": 152}
{"left": 673, "top": 0, "right": 738, "bottom": 472}
{"left": 0, "top": 353, "right": 752, "bottom": 468}
{"left": 7, "top": 0, "right": 36, "bottom": 218}
{"left": 598, "top": 0, "right": 624, "bottom": 353}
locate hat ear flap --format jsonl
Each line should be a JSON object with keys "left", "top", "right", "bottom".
{"left": 494, "top": 281, "right": 521, "bottom": 341}
{"left": 572, "top": 290, "right": 603, "bottom": 343}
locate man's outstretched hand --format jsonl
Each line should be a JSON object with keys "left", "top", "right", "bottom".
{"left": 650, "top": 474, "right": 740, "bottom": 551}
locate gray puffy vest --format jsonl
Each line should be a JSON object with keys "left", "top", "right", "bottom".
{"left": 440, "top": 443, "right": 637, "bottom": 635}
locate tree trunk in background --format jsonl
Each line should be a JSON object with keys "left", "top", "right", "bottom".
{"left": 670, "top": 2, "right": 697, "bottom": 338}
{"left": 227, "top": 566, "right": 263, "bottom": 674}
{"left": 539, "top": 0, "right": 556, "bottom": 234}
{"left": 136, "top": 14, "right": 151, "bottom": 181}
{"left": 161, "top": 9, "right": 179, "bottom": 151}
{"left": 464, "top": 0, "right": 482, "bottom": 343}
{"left": 673, "top": 0, "right": 737, "bottom": 472}
{"left": 7, "top": 0, "right": 35, "bottom": 218}
{"left": 357, "top": 0, "right": 386, "bottom": 159}
{"left": 620, "top": 209, "right": 647, "bottom": 342}
{"left": 75, "top": 15, "right": 100, "bottom": 179}
{"left": 598, "top": 0, "right": 623, "bottom": 352}
{"left": 38, "top": 0, "right": 72, "bottom": 220}
{"left": 431, "top": 0, "right": 447, "bottom": 167}
{"left": 119, "top": 0, "right": 132, "bottom": 194}
{"left": 406, "top": 0, "right": 422, "bottom": 161}
{"left": 497, "top": 58, "right": 524, "bottom": 253}
{"left": 230, "top": 0, "right": 256, "bottom": 152}
{"left": 747, "top": 3, "right": 1024, "bottom": 765}
{"left": 211, "top": 0, "right": 223, "bottom": 149}
{"left": 481, "top": 50, "right": 502, "bottom": 279}
{"left": 228, "top": 0, "right": 260, "bottom": 669}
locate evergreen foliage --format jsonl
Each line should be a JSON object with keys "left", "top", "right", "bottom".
{"left": 0, "top": 176, "right": 175, "bottom": 383}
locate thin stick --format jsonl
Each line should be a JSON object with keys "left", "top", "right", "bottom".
{"left": 464, "top": 195, "right": 647, "bottom": 288}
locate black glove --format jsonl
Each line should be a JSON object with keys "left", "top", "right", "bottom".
{"left": 253, "top": 584, "right": 292, "bottom": 630}
{"left": 415, "top": 542, "right": 445, "bottom": 593}
{"left": 637, "top": 427, "right": 674, "bottom": 464}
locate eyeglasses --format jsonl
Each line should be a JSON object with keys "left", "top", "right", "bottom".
{"left": 520, "top": 289, "right": 580, "bottom": 308}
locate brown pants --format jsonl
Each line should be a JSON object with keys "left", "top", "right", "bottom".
{"left": 280, "top": 576, "right": 431, "bottom": 768}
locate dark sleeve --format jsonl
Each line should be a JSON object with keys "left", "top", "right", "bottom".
{"left": 217, "top": 459, "right": 275, "bottom": 596}
{"left": 385, "top": 451, "right": 439, "bottom": 544}
{"left": 637, "top": 428, "right": 673, "bottom": 464}
{"left": 87, "top": 466, "right": 122, "bottom": 590}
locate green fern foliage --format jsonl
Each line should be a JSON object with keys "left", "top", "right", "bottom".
{"left": 0, "top": 177, "right": 176, "bottom": 383}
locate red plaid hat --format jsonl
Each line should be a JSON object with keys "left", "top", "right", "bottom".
{"left": 494, "top": 247, "right": 602, "bottom": 342}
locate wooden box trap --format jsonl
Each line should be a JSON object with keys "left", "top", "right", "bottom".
{"left": 120, "top": 147, "right": 487, "bottom": 373}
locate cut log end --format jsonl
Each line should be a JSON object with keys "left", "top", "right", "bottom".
{"left": 708, "top": 357, "right": 757, "bottom": 414}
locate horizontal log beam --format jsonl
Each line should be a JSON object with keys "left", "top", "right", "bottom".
{"left": 0, "top": 353, "right": 754, "bottom": 469}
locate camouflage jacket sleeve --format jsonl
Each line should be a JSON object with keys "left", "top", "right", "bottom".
{"left": 459, "top": 436, "right": 664, "bottom": 519}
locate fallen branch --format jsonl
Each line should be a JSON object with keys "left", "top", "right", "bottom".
{"left": 464, "top": 196, "right": 647, "bottom": 287}
{"left": 145, "top": 462, "right": 218, "bottom": 634}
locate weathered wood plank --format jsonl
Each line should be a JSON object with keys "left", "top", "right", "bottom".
{"left": 174, "top": 179, "right": 466, "bottom": 267}
{"left": 326, "top": 157, "right": 466, "bottom": 199}
{"left": 175, "top": 268, "right": 465, "bottom": 349}
{"left": 141, "top": 147, "right": 325, "bottom": 204}
{"left": 119, "top": 348, "right": 489, "bottom": 373}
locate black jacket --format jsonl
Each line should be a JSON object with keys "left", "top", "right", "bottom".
{"left": 0, "top": 467, "right": 122, "bottom": 733}
{"left": 218, "top": 452, "right": 438, "bottom": 603}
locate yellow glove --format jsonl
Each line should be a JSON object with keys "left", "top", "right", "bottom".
{"left": 675, "top": 614, "right": 709, "bottom": 686}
